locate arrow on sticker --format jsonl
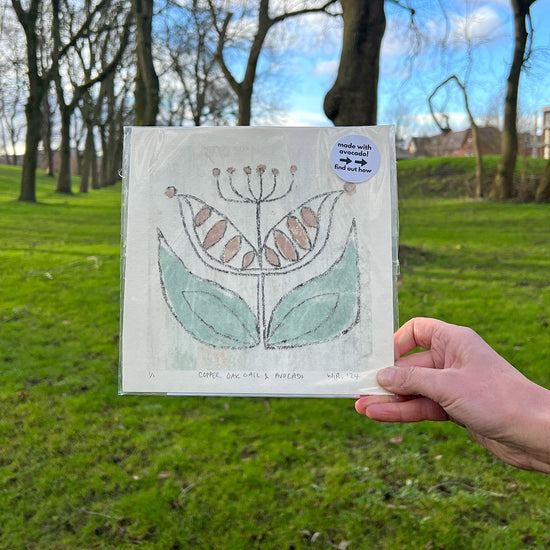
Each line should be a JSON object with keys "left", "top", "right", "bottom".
{"left": 354, "top": 159, "right": 367, "bottom": 167}
{"left": 340, "top": 157, "right": 352, "bottom": 165}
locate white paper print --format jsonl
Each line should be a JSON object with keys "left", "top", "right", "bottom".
{"left": 120, "top": 126, "right": 397, "bottom": 397}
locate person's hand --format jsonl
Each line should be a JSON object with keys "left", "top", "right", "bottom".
{"left": 355, "top": 318, "right": 550, "bottom": 474}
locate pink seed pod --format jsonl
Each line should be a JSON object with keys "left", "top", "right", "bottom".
{"left": 202, "top": 220, "right": 227, "bottom": 249}
{"left": 164, "top": 186, "right": 177, "bottom": 198}
{"left": 212, "top": 168, "right": 221, "bottom": 177}
{"left": 226, "top": 167, "right": 236, "bottom": 174}
{"left": 242, "top": 251, "right": 255, "bottom": 269}
{"left": 271, "top": 168, "right": 280, "bottom": 176}
{"left": 194, "top": 206, "right": 212, "bottom": 227}
{"left": 264, "top": 247, "right": 280, "bottom": 267}
{"left": 300, "top": 206, "right": 318, "bottom": 228}
{"left": 286, "top": 216, "right": 311, "bottom": 250}
{"left": 256, "top": 164, "right": 266, "bottom": 174}
{"left": 274, "top": 230, "right": 298, "bottom": 262}
{"left": 290, "top": 165, "right": 297, "bottom": 173}
{"left": 222, "top": 235, "right": 242, "bottom": 263}
{"left": 243, "top": 166, "right": 252, "bottom": 175}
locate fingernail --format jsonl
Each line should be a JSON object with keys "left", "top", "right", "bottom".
{"left": 377, "top": 367, "right": 396, "bottom": 386}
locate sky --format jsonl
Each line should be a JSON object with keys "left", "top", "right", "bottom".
{"left": 264, "top": 0, "right": 550, "bottom": 141}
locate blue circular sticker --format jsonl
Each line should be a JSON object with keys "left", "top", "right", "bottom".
{"left": 330, "top": 134, "right": 381, "bottom": 183}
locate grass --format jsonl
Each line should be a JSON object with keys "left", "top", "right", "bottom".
{"left": 397, "top": 155, "right": 547, "bottom": 199}
{"left": 1, "top": 161, "right": 550, "bottom": 549}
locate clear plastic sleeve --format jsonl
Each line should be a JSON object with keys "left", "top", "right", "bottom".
{"left": 119, "top": 126, "right": 398, "bottom": 397}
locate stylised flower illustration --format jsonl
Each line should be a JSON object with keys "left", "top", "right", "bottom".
{"left": 160, "top": 164, "right": 359, "bottom": 349}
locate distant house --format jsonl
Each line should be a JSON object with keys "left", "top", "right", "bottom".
{"left": 407, "top": 126, "right": 502, "bottom": 158}
{"left": 540, "top": 106, "right": 550, "bottom": 159}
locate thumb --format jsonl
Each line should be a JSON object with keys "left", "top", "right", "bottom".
{"left": 377, "top": 366, "right": 447, "bottom": 401}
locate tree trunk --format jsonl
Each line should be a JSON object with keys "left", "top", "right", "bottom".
{"left": 55, "top": 107, "right": 73, "bottom": 193}
{"left": 41, "top": 92, "right": 55, "bottom": 176}
{"left": 13, "top": 0, "right": 44, "bottom": 203}
{"left": 80, "top": 123, "right": 95, "bottom": 193}
{"left": 91, "top": 143, "right": 99, "bottom": 189}
{"left": 324, "top": 0, "right": 386, "bottom": 126}
{"left": 491, "top": 0, "right": 536, "bottom": 199}
{"left": 133, "top": 0, "right": 159, "bottom": 125}
{"left": 471, "top": 124, "right": 484, "bottom": 198}
{"left": 19, "top": 92, "right": 43, "bottom": 202}
{"left": 99, "top": 125, "right": 109, "bottom": 187}
{"left": 535, "top": 157, "right": 550, "bottom": 201}
{"left": 238, "top": 92, "right": 252, "bottom": 126}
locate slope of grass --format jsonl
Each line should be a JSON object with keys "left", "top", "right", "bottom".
{"left": 1, "top": 165, "right": 549, "bottom": 549}
{"left": 397, "top": 155, "right": 547, "bottom": 199}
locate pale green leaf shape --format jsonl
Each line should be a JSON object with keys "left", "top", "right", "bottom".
{"left": 158, "top": 230, "right": 259, "bottom": 348}
{"left": 267, "top": 228, "right": 359, "bottom": 348}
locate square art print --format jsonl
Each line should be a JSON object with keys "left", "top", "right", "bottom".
{"left": 120, "top": 126, "right": 398, "bottom": 396}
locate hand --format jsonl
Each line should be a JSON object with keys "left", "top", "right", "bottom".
{"left": 355, "top": 318, "right": 550, "bottom": 473}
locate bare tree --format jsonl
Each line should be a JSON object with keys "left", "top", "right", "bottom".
{"left": 491, "top": 0, "right": 537, "bottom": 200}
{"left": 11, "top": 0, "right": 114, "bottom": 201}
{"left": 97, "top": 71, "right": 133, "bottom": 187}
{"left": 132, "top": 0, "right": 159, "bottom": 125}
{"left": 79, "top": 89, "right": 100, "bottom": 192}
{"left": 157, "top": 0, "right": 236, "bottom": 126}
{"left": 0, "top": 7, "right": 26, "bottom": 166}
{"left": 0, "top": 78, "right": 25, "bottom": 165}
{"left": 324, "top": 0, "right": 386, "bottom": 125}
{"left": 41, "top": 87, "right": 56, "bottom": 176}
{"left": 429, "top": 76, "right": 483, "bottom": 198}
{"left": 51, "top": 0, "right": 131, "bottom": 194}
{"left": 210, "top": 0, "right": 338, "bottom": 126}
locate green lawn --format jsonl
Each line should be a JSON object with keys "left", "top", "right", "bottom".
{"left": 1, "top": 163, "right": 549, "bottom": 549}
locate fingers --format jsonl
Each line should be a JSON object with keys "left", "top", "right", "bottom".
{"left": 377, "top": 365, "right": 451, "bottom": 407}
{"left": 357, "top": 396, "right": 449, "bottom": 423}
{"left": 394, "top": 317, "right": 448, "bottom": 359}
{"left": 395, "top": 349, "right": 435, "bottom": 369}
{"left": 354, "top": 394, "right": 405, "bottom": 415}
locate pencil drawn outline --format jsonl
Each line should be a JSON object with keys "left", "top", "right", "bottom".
{"left": 158, "top": 165, "right": 361, "bottom": 349}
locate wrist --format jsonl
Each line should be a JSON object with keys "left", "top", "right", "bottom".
{"left": 512, "top": 381, "right": 550, "bottom": 473}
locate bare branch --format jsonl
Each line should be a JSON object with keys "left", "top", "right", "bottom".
{"left": 212, "top": 10, "right": 241, "bottom": 95}
{"left": 269, "top": 0, "right": 340, "bottom": 25}
{"left": 53, "top": 0, "right": 111, "bottom": 66}
{"left": 523, "top": 11, "right": 534, "bottom": 66}
{"left": 385, "top": 0, "right": 415, "bottom": 16}
{"left": 428, "top": 75, "right": 456, "bottom": 132}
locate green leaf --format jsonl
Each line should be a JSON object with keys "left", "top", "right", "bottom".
{"left": 158, "top": 230, "right": 259, "bottom": 348}
{"left": 266, "top": 227, "right": 359, "bottom": 348}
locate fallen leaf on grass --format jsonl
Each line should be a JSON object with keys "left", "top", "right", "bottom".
{"left": 388, "top": 435, "right": 403, "bottom": 445}
{"left": 157, "top": 471, "right": 173, "bottom": 479}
